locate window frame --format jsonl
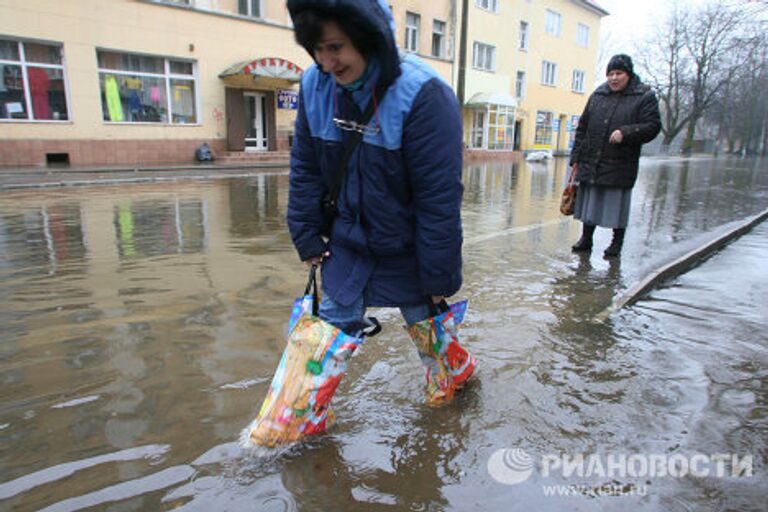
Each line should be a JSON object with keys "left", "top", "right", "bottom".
{"left": 571, "top": 69, "right": 585, "bottom": 93}
{"left": 545, "top": 9, "right": 562, "bottom": 37}
{"left": 431, "top": 19, "right": 446, "bottom": 58}
{"left": 518, "top": 20, "right": 529, "bottom": 51}
{"left": 405, "top": 11, "right": 421, "bottom": 53}
{"left": 0, "top": 37, "right": 71, "bottom": 123}
{"left": 472, "top": 41, "right": 496, "bottom": 72}
{"left": 534, "top": 110, "right": 554, "bottom": 146}
{"left": 475, "top": 0, "right": 499, "bottom": 13}
{"left": 515, "top": 70, "right": 526, "bottom": 100}
{"left": 576, "top": 23, "right": 590, "bottom": 48}
{"left": 541, "top": 60, "right": 558, "bottom": 86}
{"left": 96, "top": 48, "right": 200, "bottom": 125}
{"left": 238, "top": 0, "right": 261, "bottom": 18}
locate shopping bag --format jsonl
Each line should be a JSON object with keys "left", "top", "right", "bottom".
{"left": 560, "top": 166, "right": 577, "bottom": 216}
{"left": 406, "top": 300, "right": 477, "bottom": 406}
{"left": 245, "top": 265, "right": 372, "bottom": 447}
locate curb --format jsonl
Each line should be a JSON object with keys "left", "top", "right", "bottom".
{"left": 594, "top": 207, "right": 768, "bottom": 323}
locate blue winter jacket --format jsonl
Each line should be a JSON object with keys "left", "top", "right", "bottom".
{"left": 286, "top": 0, "right": 463, "bottom": 307}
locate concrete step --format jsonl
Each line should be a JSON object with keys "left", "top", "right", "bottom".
{"left": 217, "top": 151, "right": 290, "bottom": 164}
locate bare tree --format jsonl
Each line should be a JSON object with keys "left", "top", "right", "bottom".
{"left": 679, "top": 2, "right": 745, "bottom": 154}
{"left": 637, "top": 7, "right": 691, "bottom": 152}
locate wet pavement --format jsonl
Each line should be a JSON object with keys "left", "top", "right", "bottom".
{"left": 0, "top": 156, "right": 766, "bottom": 511}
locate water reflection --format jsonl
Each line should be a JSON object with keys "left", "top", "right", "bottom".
{"left": 0, "top": 158, "right": 765, "bottom": 511}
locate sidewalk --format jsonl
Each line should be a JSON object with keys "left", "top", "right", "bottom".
{"left": 0, "top": 161, "right": 290, "bottom": 190}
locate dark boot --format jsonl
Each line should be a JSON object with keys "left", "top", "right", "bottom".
{"left": 571, "top": 223, "right": 595, "bottom": 252}
{"left": 603, "top": 228, "right": 625, "bottom": 258}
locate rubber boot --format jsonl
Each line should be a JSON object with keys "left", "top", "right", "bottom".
{"left": 571, "top": 223, "right": 595, "bottom": 252}
{"left": 603, "top": 228, "right": 625, "bottom": 258}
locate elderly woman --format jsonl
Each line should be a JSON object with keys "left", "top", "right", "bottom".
{"left": 285, "top": 0, "right": 471, "bottom": 403}
{"left": 569, "top": 54, "right": 662, "bottom": 257}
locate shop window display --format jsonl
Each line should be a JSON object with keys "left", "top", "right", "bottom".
{"left": 97, "top": 50, "right": 197, "bottom": 124}
{"left": 0, "top": 39, "right": 69, "bottom": 121}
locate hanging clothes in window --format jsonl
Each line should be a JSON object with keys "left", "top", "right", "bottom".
{"left": 27, "top": 67, "right": 51, "bottom": 119}
{"left": 104, "top": 75, "right": 123, "bottom": 122}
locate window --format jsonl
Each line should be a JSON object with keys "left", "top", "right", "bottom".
{"left": 572, "top": 69, "right": 585, "bottom": 93}
{"left": 473, "top": 42, "right": 496, "bottom": 72}
{"left": 238, "top": 0, "right": 260, "bottom": 17}
{"left": 545, "top": 10, "right": 561, "bottom": 37}
{"left": 541, "top": 60, "right": 557, "bottom": 86}
{"left": 432, "top": 20, "right": 446, "bottom": 58}
{"left": 405, "top": 12, "right": 420, "bottom": 52}
{"left": 515, "top": 71, "right": 526, "bottom": 99}
{"left": 535, "top": 110, "right": 554, "bottom": 146}
{"left": 476, "top": 0, "right": 498, "bottom": 12}
{"left": 0, "top": 38, "right": 69, "bottom": 121}
{"left": 487, "top": 105, "right": 515, "bottom": 150}
{"left": 518, "top": 21, "right": 529, "bottom": 51}
{"left": 471, "top": 110, "right": 485, "bottom": 148}
{"left": 577, "top": 23, "right": 590, "bottom": 48}
{"left": 97, "top": 50, "right": 197, "bottom": 124}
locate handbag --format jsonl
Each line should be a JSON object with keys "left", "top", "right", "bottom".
{"left": 320, "top": 84, "right": 386, "bottom": 238}
{"left": 559, "top": 165, "right": 578, "bottom": 216}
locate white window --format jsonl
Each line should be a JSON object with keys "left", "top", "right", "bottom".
{"left": 545, "top": 10, "right": 561, "bottom": 37}
{"left": 97, "top": 50, "right": 198, "bottom": 124}
{"left": 238, "top": 0, "right": 260, "bottom": 17}
{"left": 576, "top": 23, "right": 590, "bottom": 48}
{"left": 518, "top": 21, "right": 529, "bottom": 51}
{"left": 541, "top": 60, "right": 557, "bottom": 86}
{"left": 405, "top": 12, "right": 420, "bottom": 52}
{"left": 432, "top": 20, "right": 446, "bottom": 58}
{"left": 473, "top": 42, "right": 496, "bottom": 72}
{"left": 572, "top": 69, "right": 585, "bottom": 93}
{"left": 475, "top": 0, "right": 498, "bottom": 12}
{"left": 515, "top": 71, "right": 526, "bottom": 99}
{"left": 471, "top": 110, "right": 485, "bottom": 148}
{"left": 0, "top": 38, "right": 70, "bottom": 121}
{"left": 487, "top": 105, "right": 515, "bottom": 150}
{"left": 535, "top": 110, "right": 554, "bottom": 146}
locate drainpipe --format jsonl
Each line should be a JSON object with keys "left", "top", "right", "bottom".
{"left": 456, "top": 0, "right": 469, "bottom": 105}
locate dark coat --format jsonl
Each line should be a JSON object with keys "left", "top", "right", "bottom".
{"left": 570, "top": 76, "right": 661, "bottom": 188}
{"left": 286, "top": 0, "right": 463, "bottom": 307}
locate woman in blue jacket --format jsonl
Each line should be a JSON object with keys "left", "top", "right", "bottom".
{"left": 286, "top": 0, "right": 468, "bottom": 401}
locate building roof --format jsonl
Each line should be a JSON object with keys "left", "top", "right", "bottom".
{"left": 575, "top": 0, "right": 610, "bottom": 17}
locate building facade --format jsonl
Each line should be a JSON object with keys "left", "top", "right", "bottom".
{"left": 0, "top": 0, "right": 604, "bottom": 168}
{"left": 461, "top": 0, "right": 606, "bottom": 155}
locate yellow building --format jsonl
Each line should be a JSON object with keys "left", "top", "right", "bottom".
{"left": 461, "top": 0, "right": 606, "bottom": 155}
{"left": 0, "top": 0, "right": 604, "bottom": 168}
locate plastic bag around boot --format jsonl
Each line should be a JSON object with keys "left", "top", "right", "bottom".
{"left": 245, "top": 267, "right": 365, "bottom": 448}
{"left": 406, "top": 300, "right": 477, "bottom": 406}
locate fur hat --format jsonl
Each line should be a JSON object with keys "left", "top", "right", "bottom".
{"left": 606, "top": 54, "right": 634, "bottom": 76}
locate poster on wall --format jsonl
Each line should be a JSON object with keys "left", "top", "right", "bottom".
{"left": 277, "top": 90, "right": 298, "bottom": 110}
{"left": 568, "top": 115, "right": 580, "bottom": 150}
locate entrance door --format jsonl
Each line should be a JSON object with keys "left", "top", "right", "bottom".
{"left": 244, "top": 92, "right": 268, "bottom": 151}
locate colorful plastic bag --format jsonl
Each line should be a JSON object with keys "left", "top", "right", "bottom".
{"left": 406, "top": 300, "right": 477, "bottom": 406}
{"left": 245, "top": 266, "right": 370, "bottom": 447}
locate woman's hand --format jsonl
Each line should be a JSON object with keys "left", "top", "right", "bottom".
{"left": 609, "top": 129, "right": 624, "bottom": 144}
{"left": 304, "top": 251, "right": 330, "bottom": 268}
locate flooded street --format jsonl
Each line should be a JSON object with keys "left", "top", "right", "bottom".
{"left": 0, "top": 156, "right": 766, "bottom": 511}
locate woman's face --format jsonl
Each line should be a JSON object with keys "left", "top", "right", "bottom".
{"left": 313, "top": 21, "right": 367, "bottom": 85}
{"left": 607, "top": 70, "right": 630, "bottom": 92}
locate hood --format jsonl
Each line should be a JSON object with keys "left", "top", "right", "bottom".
{"left": 596, "top": 75, "right": 649, "bottom": 96}
{"left": 287, "top": 0, "right": 401, "bottom": 89}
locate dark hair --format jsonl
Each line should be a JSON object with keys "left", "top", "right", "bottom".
{"left": 293, "top": 8, "right": 376, "bottom": 59}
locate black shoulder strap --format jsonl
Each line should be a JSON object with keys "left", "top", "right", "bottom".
{"left": 327, "top": 84, "right": 387, "bottom": 202}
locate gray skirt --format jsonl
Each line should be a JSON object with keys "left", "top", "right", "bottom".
{"left": 574, "top": 184, "right": 632, "bottom": 229}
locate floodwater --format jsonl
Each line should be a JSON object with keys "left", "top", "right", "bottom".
{"left": 0, "top": 156, "right": 766, "bottom": 511}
